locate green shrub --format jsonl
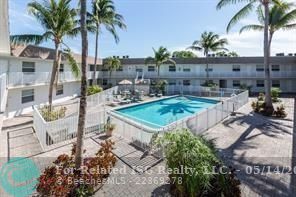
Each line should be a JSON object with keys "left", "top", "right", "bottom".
{"left": 258, "top": 93, "right": 265, "bottom": 101}
{"left": 201, "top": 81, "right": 217, "bottom": 88}
{"left": 87, "top": 85, "right": 103, "bottom": 96}
{"left": 274, "top": 104, "right": 287, "bottom": 118}
{"left": 157, "top": 129, "right": 241, "bottom": 197}
{"left": 271, "top": 88, "right": 281, "bottom": 102}
{"left": 40, "top": 105, "right": 66, "bottom": 122}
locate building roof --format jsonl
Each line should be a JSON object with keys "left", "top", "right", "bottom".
{"left": 112, "top": 56, "right": 296, "bottom": 65}
{"left": 10, "top": 45, "right": 101, "bottom": 64}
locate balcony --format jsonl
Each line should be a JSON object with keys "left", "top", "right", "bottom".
{"left": 8, "top": 71, "right": 96, "bottom": 87}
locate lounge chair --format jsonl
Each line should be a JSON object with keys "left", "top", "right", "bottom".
{"left": 156, "top": 93, "right": 163, "bottom": 97}
{"left": 149, "top": 93, "right": 155, "bottom": 97}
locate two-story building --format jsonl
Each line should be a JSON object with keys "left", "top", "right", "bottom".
{"left": 97, "top": 56, "right": 296, "bottom": 93}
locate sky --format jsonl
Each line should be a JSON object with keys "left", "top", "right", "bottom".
{"left": 8, "top": 0, "right": 296, "bottom": 58}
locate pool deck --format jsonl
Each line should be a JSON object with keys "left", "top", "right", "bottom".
{"left": 0, "top": 97, "right": 295, "bottom": 196}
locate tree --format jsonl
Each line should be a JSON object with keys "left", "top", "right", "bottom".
{"left": 145, "top": 47, "right": 176, "bottom": 79}
{"left": 188, "top": 31, "right": 228, "bottom": 84}
{"left": 172, "top": 50, "right": 197, "bottom": 58}
{"left": 216, "top": 0, "right": 283, "bottom": 114}
{"left": 216, "top": 51, "right": 239, "bottom": 57}
{"left": 88, "top": 0, "right": 126, "bottom": 85}
{"left": 75, "top": 0, "right": 88, "bottom": 169}
{"left": 104, "top": 56, "right": 121, "bottom": 85}
{"left": 10, "top": 0, "right": 80, "bottom": 109}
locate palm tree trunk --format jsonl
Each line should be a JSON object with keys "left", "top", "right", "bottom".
{"left": 48, "top": 42, "right": 60, "bottom": 109}
{"left": 92, "top": 28, "right": 99, "bottom": 85}
{"left": 75, "top": 0, "right": 88, "bottom": 169}
{"left": 263, "top": 0, "right": 274, "bottom": 115}
{"left": 205, "top": 52, "right": 209, "bottom": 85}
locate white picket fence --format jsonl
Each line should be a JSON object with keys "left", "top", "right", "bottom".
{"left": 33, "top": 87, "right": 117, "bottom": 150}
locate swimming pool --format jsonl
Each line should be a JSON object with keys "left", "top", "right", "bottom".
{"left": 115, "top": 96, "right": 220, "bottom": 129}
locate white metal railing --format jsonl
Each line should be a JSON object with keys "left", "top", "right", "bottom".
{"left": 107, "top": 88, "right": 249, "bottom": 150}
{"left": 87, "top": 86, "right": 118, "bottom": 108}
{"left": 0, "top": 73, "right": 7, "bottom": 112}
{"left": 7, "top": 71, "right": 97, "bottom": 87}
{"left": 96, "top": 70, "right": 296, "bottom": 79}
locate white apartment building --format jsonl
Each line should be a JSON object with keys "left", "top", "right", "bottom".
{"left": 98, "top": 57, "right": 296, "bottom": 94}
{"left": 0, "top": 45, "right": 102, "bottom": 118}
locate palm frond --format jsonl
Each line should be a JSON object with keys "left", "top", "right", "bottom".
{"left": 63, "top": 49, "right": 80, "bottom": 79}
{"left": 10, "top": 34, "right": 44, "bottom": 45}
{"left": 240, "top": 24, "right": 264, "bottom": 33}
{"left": 226, "top": 1, "right": 255, "bottom": 32}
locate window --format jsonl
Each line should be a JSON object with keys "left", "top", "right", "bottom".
{"left": 233, "top": 80, "right": 240, "bottom": 87}
{"left": 183, "top": 68, "right": 191, "bottom": 72}
{"left": 256, "top": 65, "right": 264, "bottom": 71}
{"left": 169, "top": 65, "right": 176, "bottom": 72}
{"left": 136, "top": 68, "right": 143, "bottom": 72}
{"left": 168, "top": 81, "right": 176, "bottom": 85}
{"left": 21, "top": 89, "right": 34, "bottom": 103}
{"left": 232, "top": 65, "right": 240, "bottom": 72}
{"left": 89, "top": 64, "right": 95, "bottom": 71}
{"left": 88, "top": 79, "right": 93, "bottom": 86}
{"left": 116, "top": 66, "right": 123, "bottom": 71}
{"left": 102, "top": 79, "right": 108, "bottom": 86}
{"left": 148, "top": 66, "right": 155, "bottom": 72}
{"left": 56, "top": 85, "right": 63, "bottom": 95}
{"left": 22, "top": 62, "right": 35, "bottom": 72}
{"left": 272, "top": 80, "right": 280, "bottom": 88}
{"left": 256, "top": 80, "right": 264, "bottom": 87}
{"left": 205, "top": 68, "right": 213, "bottom": 72}
{"left": 183, "top": 80, "right": 191, "bottom": 86}
{"left": 272, "top": 65, "right": 280, "bottom": 71}
{"left": 59, "top": 64, "right": 64, "bottom": 72}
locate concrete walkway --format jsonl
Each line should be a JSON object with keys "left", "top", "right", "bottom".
{"left": 0, "top": 98, "right": 295, "bottom": 196}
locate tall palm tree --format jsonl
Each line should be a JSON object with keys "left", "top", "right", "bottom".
{"left": 104, "top": 56, "right": 121, "bottom": 85}
{"left": 88, "top": 0, "right": 126, "bottom": 85}
{"left": 75, "top": 0, "right": 88, "bottom": 169}
{"left": 145, "top": 47, "right": 176, "bottom": 79}
{"left": 10, "top": 0, "right": 80, "bottom": 108}
{"left": 188, "top": 31, "right": 228, "bottom": 84}
{"left": 216, "top": 0, "right": 282, "bottom": 114}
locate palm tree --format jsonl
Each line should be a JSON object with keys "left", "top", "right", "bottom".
{"left": 188, "top": 31, "right": 228, "bottom": 85}
{"left": 240, "top": 2, "right": 296, "bottom": 45}
{"left": 10, "top": 0, "right": 80, "bottom": 109}
{"left": 75, "top": 0, "right": 88, "bottom": 169}
{"left": 216, "top": 0, "right": 282, "bottom": 114}
{"left": 145, "top": 47, "right": 176, "bottom": 79}
{"left": 88, "top": 0, "right": 126, "bottom": 85}
{"left": 104, "top": 56, "right": 121, "bottom": 85}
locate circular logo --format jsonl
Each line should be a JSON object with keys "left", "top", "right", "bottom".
{"left": 0, "top": 157, "right": 40, "bottom": 197}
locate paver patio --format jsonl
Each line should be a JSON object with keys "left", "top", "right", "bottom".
{"left": 0, "top": 98, "right": 295, "bottom": 196}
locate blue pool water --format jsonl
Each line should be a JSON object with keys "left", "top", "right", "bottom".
{"left": 115, "top": 96, "right": 220, "bottom": 129}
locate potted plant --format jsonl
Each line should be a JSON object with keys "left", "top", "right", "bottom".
{"left": 105, "top": 123, "right": 115, "bottom": 137}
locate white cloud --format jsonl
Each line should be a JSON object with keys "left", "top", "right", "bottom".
{"left": 222, "top": 30, "right": 296, "bottom": 56}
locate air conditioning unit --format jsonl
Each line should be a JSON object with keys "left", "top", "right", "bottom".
{"left": 276, "top": 53, "right": 284, "bottom": 56}
{"left": 288, "top": 53, "right": 293, "bottom": 56}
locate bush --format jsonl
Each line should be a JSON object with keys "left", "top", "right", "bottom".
{"left": 258, "top": 93, "right": 265, "bottom": 101}
{"left": 251, "top": 101, "right": 265, "bottom": 113}
{"left": 40, "top": 105, "right": 66, "bottom": 122}
{"left": 37, "top": 140, "right": 116, "bottom": 196}
{"left": 274, "top": 104, "right": 287, "bottom": 118}
{"left": 157, "top": 129, "right": 241, "bottom": 197}
{"left": 201, "top": 81, "right": 218, "bottom": 88}
{"left": 271, "top": 88, "right": 281, "bottom": 102}
{"left": 87, "top": 85, "right": 103, "bottom": 96}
